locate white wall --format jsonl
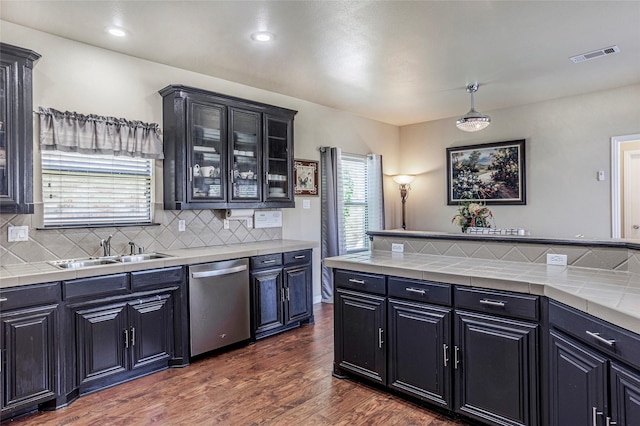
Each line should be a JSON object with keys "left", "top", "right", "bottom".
{"left": 398, "top": 85, "right": 640, "bottom": 239}
{"left": 0, "top": 21, "right": 400, "bottom": 302}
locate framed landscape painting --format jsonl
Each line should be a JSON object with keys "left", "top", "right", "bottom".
{"left": 446, "top": 139, "right": 526, "bottom": 205}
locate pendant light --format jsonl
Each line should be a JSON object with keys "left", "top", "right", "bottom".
{"left": 456, "top": 83, "right": 491, "bottom": 132}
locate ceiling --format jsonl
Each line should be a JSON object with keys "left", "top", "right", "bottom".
{"left": 1, "top": 1, "right": 640, "bottom": 126}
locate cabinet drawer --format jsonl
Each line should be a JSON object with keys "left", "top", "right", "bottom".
{"left": 0, "top": 282, "right": 61, "bottom": 310}
{"left": 251, "top": 253, "right": 283, "bottom": 270}
{"left": 283, "top": 249, "right": 311, "bottom": 266}
{"left": 63, "top": 273, "right": 129, "bottom": 300}
{"left": 131, "top": 266, "right": 184, "bottom": 290}
{"left": 388, "top": 277, "right": 451, "bottom": 306}
{"left": 455, "top": 286, "right": 539, "bottom": 321}
{"left": 549, "top": 300, "right": 640, "bottom": 370}
{"left": 335, "top": 270, "right": 386, "bottom": 295}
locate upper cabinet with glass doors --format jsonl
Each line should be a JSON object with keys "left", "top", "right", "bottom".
{"left": 0, "top": 43, "right": 41, "bottom": 214}
{"left": 160, "top": 85, "right": 296, "bottom": 210}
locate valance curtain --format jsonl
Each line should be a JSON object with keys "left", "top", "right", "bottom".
{"left": 39, "top": 107, "right": 164, "bottom": 159}
{"left": 320, "top": 146, "right": 346, "bottom": 303}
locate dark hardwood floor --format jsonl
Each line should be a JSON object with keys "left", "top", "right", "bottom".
{"left": 7, "top": 303, "right": 469, "bottom": 425}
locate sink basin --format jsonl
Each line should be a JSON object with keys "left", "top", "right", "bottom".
{"left": 117, "top": 253, "right": 172, "bottom": 263}
{"left": 48, "top": 258, "right": 119, "bottom": 269}
{"left": 48, "top": 253, "right": 172, "bottom": 269}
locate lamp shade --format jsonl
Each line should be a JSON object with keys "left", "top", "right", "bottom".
{"left": 393, "top": 175, "right": 415, "bottom": 185}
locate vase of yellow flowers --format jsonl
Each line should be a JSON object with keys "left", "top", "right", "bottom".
{"left": 452, "top": 201, "right": 493, "bottom": 233}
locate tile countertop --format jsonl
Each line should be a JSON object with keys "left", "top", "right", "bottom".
{"left": 0, "top": 239, "right": 318, "bottom": 290}
{"left": 325, "top": 250, "right": 640, "bottom": 335}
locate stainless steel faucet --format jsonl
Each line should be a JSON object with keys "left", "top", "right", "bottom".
{"left": 128, "top": 241, "right": 137, "bottom": 255}
{"left": 100, "top": 235, "right": 113, "bottom": 257}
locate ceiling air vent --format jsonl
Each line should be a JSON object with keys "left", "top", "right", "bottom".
{"left": 569, "top": 45, "right": 620, "bottom": 63}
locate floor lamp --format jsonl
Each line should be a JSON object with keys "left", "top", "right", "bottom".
{"left": 393, "top": 175, "right": 414, "bottom": 230}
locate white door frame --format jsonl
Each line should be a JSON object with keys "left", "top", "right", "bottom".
{"left": 611, "top": 133, "right": 640, "bottom": 238}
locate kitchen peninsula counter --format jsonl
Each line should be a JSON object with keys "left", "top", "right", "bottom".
{"left": 326, "top": 230, "right": 640, "bottom": 334}
{"left": 0, "top": 239, "right": 318, "bottom": 289}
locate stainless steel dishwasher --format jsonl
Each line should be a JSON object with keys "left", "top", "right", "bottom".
{"left": 188, "top": 258, "right": 250, "bottom": 357}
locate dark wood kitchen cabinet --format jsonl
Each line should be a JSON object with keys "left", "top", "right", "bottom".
{"left": 549, "top": 300, "right": 640, "bottom": 426}
{"left": 159, "top": 85, "right": 297, "bottom": 210}
{"left": 251, "top": 249, "right": 313, "bottom": 339}
{"left": 387, "top": 277, "right": 452, "bottom": 409}
{"left": 333, "top": 270, "right": 387, "bottom": 384}
{"left": 74, "top": 293, "right": 173, "bottom": 394}
{"left": 453, "top": 287, "right": 539, "bottom": 426}
{"left": 63, "top": 267, "right": 185, "bottom": 396}
{"left": 0, "top": 43, "right": 41, "bottom": 214}
{"left": 0, "top": 282, "right": 60, "bottom": 421}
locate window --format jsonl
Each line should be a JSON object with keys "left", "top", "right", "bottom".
{"left": 41, "top": 151, "right": 152, "bottom": 227}
{"left": 341, "top": 154, "right": 369, "bottom": 252}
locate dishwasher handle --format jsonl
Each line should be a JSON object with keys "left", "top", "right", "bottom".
{"left": 191, "top": 264, "right": 247, "bottom": 279}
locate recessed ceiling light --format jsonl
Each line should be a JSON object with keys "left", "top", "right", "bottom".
{"left": 251, "top": 31, "right": 275, "bottom": 42}
{"left": 107, "top": 26, "right": 127, "bottom": 37}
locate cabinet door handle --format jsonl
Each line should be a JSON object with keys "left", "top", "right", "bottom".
{"left": 348, "top": 278, "right": 365, "bottom": 284}
{"left": 586, "top": 331, "right": 616, "bottom": 347}
{"left": 286, "top": 288, "right": 290, "bottom": 301}
{"left": 406, "top": 287, "right": 426, "bottom": 295}
{"left": 189, "top": 167, "right": 193, "bottom": 182}
{"left": 130, "top": 327, "right": 135, "bottom": 347}
{"left": 593, "top": 407, "right": 603, "bottom": 426}
{"left": 479, "top": 299, "right": 506, "bottom": 307}
{"left": 607, "top": 417, "right": 617, "bottom": 425}
{"left": 443, "top": 344, "right": 449, "bottom": 367}
{"left": 124, "top": 329, "right": 129, "bottom": 349}
{"left": 0, "top": 297, "right": 7, "bottom": 302}
{"left": 294, "top": 255, "right": 306, "bottom": 259}
{"left": 378, "top": 328, "right": 384, "bottom": 349}
{"left": 454, "top": 346, "right": 460, "bottom": 369}
{"left": 281, "top": 289, "right": 286, "bottom": 302}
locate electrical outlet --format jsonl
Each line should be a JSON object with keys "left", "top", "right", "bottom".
{"left": 8, "top": 226, "right": 29, "bottom": 242}
{"left": 223, "top": 219, "right": 230, "bottom": 230}
{"left": 178, "top": 219, "right": 186, "bottom": 232}
{"left": 246, "top": 217, "right": 253, "bottom": 228}
{"left": 391, "top": 243, "right": 404, "bottom": 253}
{"left": 547, "top": 253, "right": 568, "bottom": 266}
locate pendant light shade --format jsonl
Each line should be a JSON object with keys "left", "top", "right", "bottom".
{"left": 456, "top": 83, "right": 491, "bottom": 132}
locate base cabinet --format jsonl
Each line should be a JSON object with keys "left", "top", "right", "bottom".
{"left": 388, "top": 298, "right": 451, "bottom": 408}
{"left": 1, "top": 305, "right": 57, "bottom": 414}
{"left": 0, "top": 281, "right": 60, "bottom": 421}
{"left": 549, "top": 301, "right": 640, "bottom": 426}
{"left": 251, "top": 250, "right": 313, "bottom": 340}
{"left": 455, "top": 311, "right": 539, "bottom": 426}
{"left": 334, "top": 287, "right": 387, "bottom": 384}
{"left": 74, "top": 294, "right": 173, "bottom": 393}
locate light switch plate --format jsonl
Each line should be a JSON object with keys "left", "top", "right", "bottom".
{"left": 303, "top": 199, "right": 311, "bottom": 209}
{"left": 178, "top": 219, "right": 186, "bottom": 232}
{"left": 391, "top": 243, "right": 404, "bottom": 253}
{"left": 547, "top": 253, "right": 567, "bottom": 266}
{"left": 8, "top": 226, "right": 29, "bottom": 242}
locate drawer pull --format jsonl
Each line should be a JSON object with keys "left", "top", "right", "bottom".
{"left": 0, "top": 297, "right": 7, "bottom": 302}
{"left": 479, "top": 299, "right": 506, "bottom": 307}
{"left": 406, "top": 287, "right": 426, "bottom": 295}
{"left": 262, "top": 259, "right": 277, "bottom": 264}
{"left": 348, "top": 278, "right": 365, "bottom": 284}
{"left": 586, "top": 331, "right": 616, "bottom": 347}
{"left": 294, "top": 255, "right": 306, "bottom": 259}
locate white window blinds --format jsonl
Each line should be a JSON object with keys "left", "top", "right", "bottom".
{"left": 41, "top": 151, "right": 152, "bottom": 227}
{"left": 341, "top": 154, "right": 369, "bottom": 252}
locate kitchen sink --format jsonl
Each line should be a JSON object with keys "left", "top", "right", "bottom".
{"left": 48, "top": 258, "right": 119, "bottom": 269}
{"left": 117, "top": 253, "right": 171, "bottom": 263}
{"left": 48, "top": 253, "right": 173, "bottom": 269}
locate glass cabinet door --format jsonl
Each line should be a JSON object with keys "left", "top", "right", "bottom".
{"left": 188, "top": 101, "right": 225, "bottom": 202}
{"left": 264, "top": 115, "right": 293, "bottom": 201}
{"left": 0, "top": 64, "right": 7, "bottom": 200}
{"left": 230, "top": 108, "right": 260, "bottom": 202}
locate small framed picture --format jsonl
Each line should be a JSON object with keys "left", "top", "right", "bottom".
{"left": 294, "top": 159, "right": 318, "bottom": 196}
{"left": 446, "top": 139, "right": 526, "bottom": 205}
